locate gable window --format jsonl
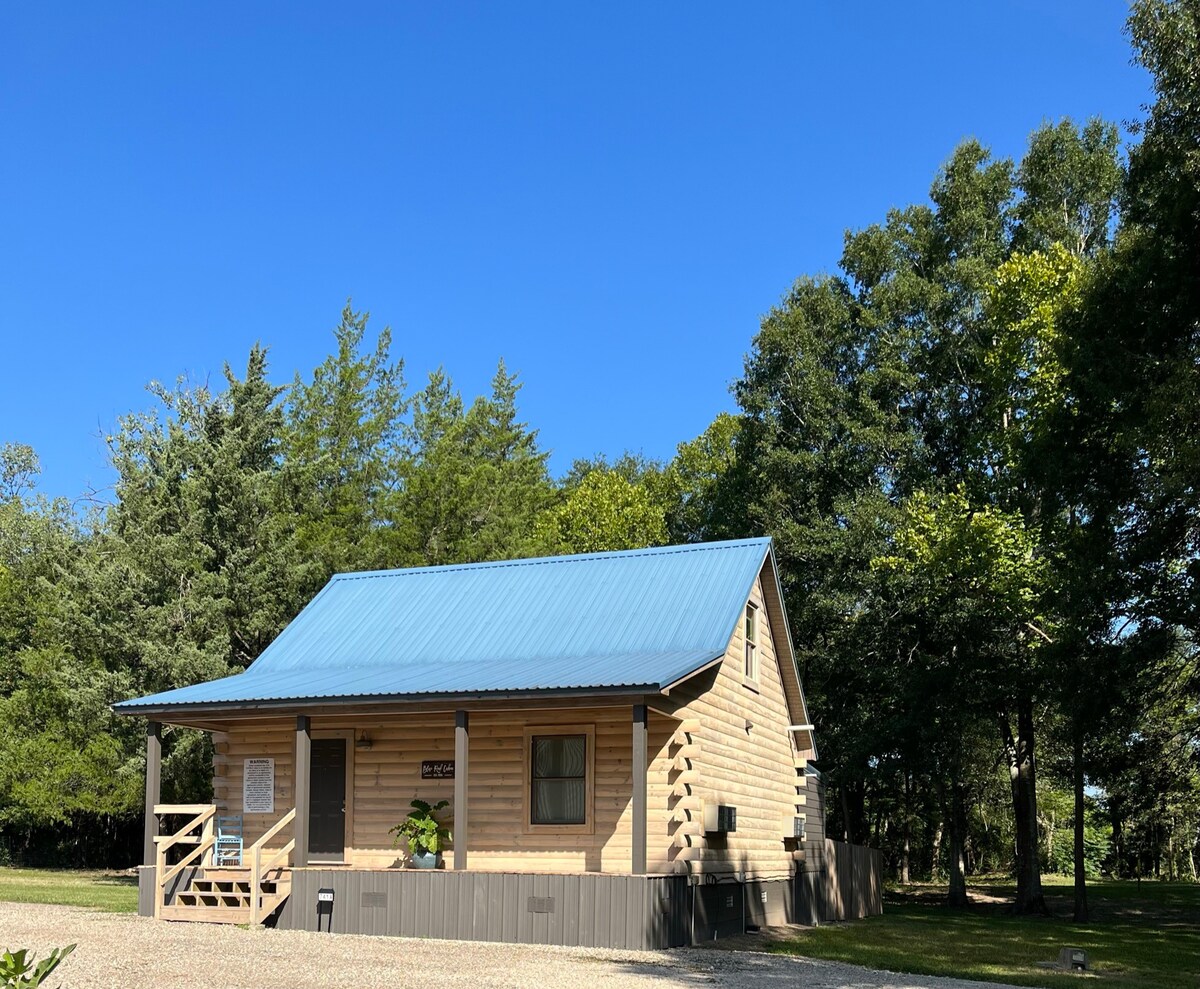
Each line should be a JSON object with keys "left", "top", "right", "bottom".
{"left": 530, "top": 734, "right": 587, "bottom": 825}
{"left": 744, "top": 603, "right": 759, "bottom": 681}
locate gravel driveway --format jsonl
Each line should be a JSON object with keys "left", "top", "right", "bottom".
{"left": 2, "top": 902, "right": 1026, "bottom": 989}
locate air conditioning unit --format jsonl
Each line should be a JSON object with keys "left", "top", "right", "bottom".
{"left": 782, "top": 814, "right": 806, "bottom": 839}
{"left": 703, "top": 802, "right": 737, "bottom": 833}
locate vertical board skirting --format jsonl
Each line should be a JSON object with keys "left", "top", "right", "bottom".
{"left": 275, "top": 869, "right": 690, "bottom": 949}
{"left": 273, "top": 854, "right": 881, "bottom": 946}
{"left": 137, "top": 865, "right": 154, "bottom": 916}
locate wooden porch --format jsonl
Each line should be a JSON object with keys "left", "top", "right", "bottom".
{"left": 141, "top": 702, "right": 673, "bottom": 927}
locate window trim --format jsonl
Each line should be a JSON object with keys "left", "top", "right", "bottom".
{"left": 522, "top": 724, "right": 596, "bottom": 835}
{"left": 743, "top": 602, "right": 760, "bottom": 685}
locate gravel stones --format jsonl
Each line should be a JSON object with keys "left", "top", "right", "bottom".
{"left": 0, "top": 902, "right": 1022, "bottom": 989}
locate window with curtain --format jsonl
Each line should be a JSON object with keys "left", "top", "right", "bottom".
{"left": 530, "top": 734, "right": 587, "bottom": 825}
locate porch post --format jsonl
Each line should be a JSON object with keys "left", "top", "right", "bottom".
{"left": 294, "top": 715, "right": 311, "bottom": 867}
{"left": 453, "top": 710, "right": 469, "bottom": 871}
{"left": 143, "top": 721, "right": 161, "bottom": 867}
{"left": 632, "top": 703, "right": 648, "bottom": 875}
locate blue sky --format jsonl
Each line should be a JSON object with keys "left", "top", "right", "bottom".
{"left": 1, "top": 2, "right": 1149, "bottom": 501}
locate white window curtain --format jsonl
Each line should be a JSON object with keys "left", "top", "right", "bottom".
{"left": 531, "top": 735, "right": 586, "bottom": 825}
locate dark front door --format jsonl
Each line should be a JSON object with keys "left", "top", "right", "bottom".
{"left": 309, "top": 738, "right": 346, "bottom": 860}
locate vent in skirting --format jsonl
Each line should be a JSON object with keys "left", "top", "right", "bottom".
{"left": 361, "top": 892, "right": 387, "bottom": 908}
{"left": 527, "top": 896, "right": 556, "bottom": 914}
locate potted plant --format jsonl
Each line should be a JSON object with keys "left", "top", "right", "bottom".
{"left": 389, "top": 798, "right": 452, "bottom": 869}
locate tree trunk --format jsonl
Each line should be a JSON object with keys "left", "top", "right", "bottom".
{"left": 1111, "top": 799, "right": 1125, "bottom": 879}
{"left": 901, "top": 771, "right": 912, "bottom": 884}
{"left": 1073, "top": 724, "right": 1089, "bottom": 922}
{"left": 948, "top": 783, "right": 969, "bottom": 908}
{"left": 847, "top": 779, "right": 868, "bottom": 845}
{"left": 931, "top": 818, "right": 944, "bottom": 881}
{"left": 1002, "top": 697, "right": 1047, "bottom": 915}
{"left": 1167, "top": 821, "right": 1176, "bottom": 882}
{"left": 1047, "top": 809, "right": 1056, "bottom": 874}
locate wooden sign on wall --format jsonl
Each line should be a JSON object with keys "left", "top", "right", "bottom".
{"left": 243, "top": 757, "right": 275, "bottom": 814}
{"left": 421, "top": 760, "right": 455, "bottom": 779}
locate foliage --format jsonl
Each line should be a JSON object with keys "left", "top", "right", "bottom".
{"left": 389, "top": 799, "right": 451, "bottom": 857}
{"left": 280, "top": 303, "right": 409, "bottom": 591}
{"left": 1047, "top": 817, "right": 1110, "bottom": 879}
{"left": 0, "top": 944, "right": 74, "bottom": 989}
{"left": 535, "top": 469, "right": 668, "bottom": 554}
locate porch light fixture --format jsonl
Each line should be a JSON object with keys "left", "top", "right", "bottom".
{"left": 355, "top": 730, "right": 373, "bottom": 750}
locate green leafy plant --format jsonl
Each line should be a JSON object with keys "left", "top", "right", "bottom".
{"left": 389, "top": 799, "right": 451, "bottom": 856}
{"left": 1, "top": 944, "right": 75, "bottom": 988}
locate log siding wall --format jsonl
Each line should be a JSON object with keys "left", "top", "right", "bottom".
{"left": 213, "top": 706, "right": 671, "bottom": 873}
{"left": 656, "top": 574, "right": 808, "bottom": 878}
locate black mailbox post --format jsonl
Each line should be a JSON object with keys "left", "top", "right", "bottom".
{"left": 317, "top": 887, "right": 335, "bottom": 932}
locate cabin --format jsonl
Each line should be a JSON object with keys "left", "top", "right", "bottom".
{"left": 115, "top": 536, "right": 880, "bottom": 948}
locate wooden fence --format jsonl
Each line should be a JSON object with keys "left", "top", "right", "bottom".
{"left": 794, "top": 838, "right": 883, "bottom": 923}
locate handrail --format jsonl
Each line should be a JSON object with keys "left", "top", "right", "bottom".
{"left": 248, "top": 807, "right": 295, "bottom": 854}
{"left": 153, "top": 803, "right": 213, "bottom": 815}
{"left": 158, "top": 805, "right": 216, "bottom": 852}
{"left": 153, "top": 804, "right": 216, "bottom": 920}
{"left": 249, "top": 807, "right": 297, "bottom": 925}
{"left": 262, "top": 839, "right": 294, "bottom": 874}
{"left": 161, "top": 836, "right": 216, "bottom": 886}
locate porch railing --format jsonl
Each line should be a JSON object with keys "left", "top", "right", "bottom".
{"left": 152, "top": 803, "right": 216, "bottom": 919}
{"left": 248, "top": 807, "right": 296, "bottom": 924}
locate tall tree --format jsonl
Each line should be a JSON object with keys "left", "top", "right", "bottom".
{"left": 282, "top": 303, "right": 409, "bottom": 591}
{"left": 0, "top": 447, "right": 143, "bottom": 860}
{"left": 536, "top": 469, "right": 667, "bottom": 554}
{"left": 399, "top": 362, "right": 552, "bottom": 565}
{"left": 731, "top": 272, "right": 914, "bottom": 845}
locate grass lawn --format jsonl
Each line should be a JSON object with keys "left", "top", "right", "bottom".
{"left": 770, "top": 874, "right": 1200, "bottom": 989}
{"left": 0, "top": 867, "right": 138, "bottom": 913}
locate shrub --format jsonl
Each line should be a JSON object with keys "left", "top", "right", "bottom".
{"left": 1, "top": 944, "right": 75, "bottom": 989}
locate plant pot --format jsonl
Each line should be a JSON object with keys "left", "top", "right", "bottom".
{"left": 410, "top": 849, "right": 440, "bottom": 869}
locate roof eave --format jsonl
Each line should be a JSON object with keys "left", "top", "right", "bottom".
{"left": 111, "top": 682, "right": 662, "bottom": 720}
{"left": 763, "top": 542, "right": 818, "bottom": 761}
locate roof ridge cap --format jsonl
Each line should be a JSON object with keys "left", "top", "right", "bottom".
{"left": 332, "top": 537, "right": 770, "bottom": 582}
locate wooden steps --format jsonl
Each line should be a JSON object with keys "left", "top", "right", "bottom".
{"left": 161, "top": 903, "right": 251, "bottom": 924}
{"left": 162, "top": 870, "right": 291, "bottom": 925}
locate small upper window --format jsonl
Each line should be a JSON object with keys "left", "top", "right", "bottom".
{"left": 744, "top": 603, "right": 759, "bottom": 681}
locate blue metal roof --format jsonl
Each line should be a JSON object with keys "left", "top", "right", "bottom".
{"left": 115, "top": 537, "right": 773, "bottom": 712}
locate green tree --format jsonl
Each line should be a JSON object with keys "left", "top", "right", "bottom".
{"left": 281, "top": 303, "right": 409, "bottom": 592}
{"left": 1013, "top": 118, "right": 1123, "bottom": 258}
{"left": 535, "top": 469, "right": 668, "bottom": 554}
{"left": 398, "top": 361, "right": 552, "bottom": 565}
{"left": 0, "top": 447, "right": 142, "bottom": 856}
{"left": 873, "top": 489, "right": 1052, "bottom": 905}
{"left": 731, "top": 272, "right": 913, "bottom": 848}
